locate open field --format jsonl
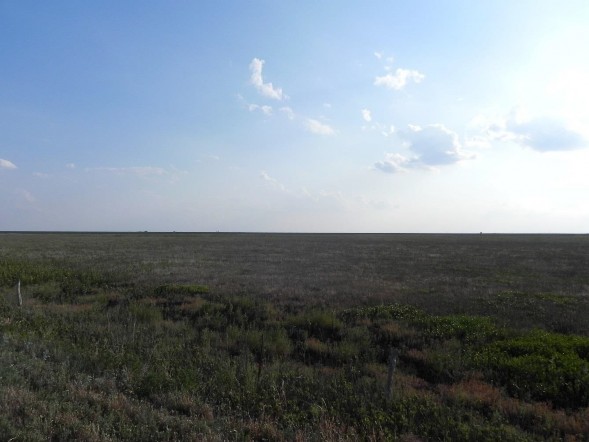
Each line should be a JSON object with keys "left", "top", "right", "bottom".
{"left": 1, "top": 233, "right": 589, "bottom": 440}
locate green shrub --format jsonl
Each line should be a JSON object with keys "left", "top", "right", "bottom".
{"left": 477, "top": 330, "right": 589, "bottom": 408}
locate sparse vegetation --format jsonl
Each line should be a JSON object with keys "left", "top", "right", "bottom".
{"left": 1, "top": 232, "right": 588, "bottom": 440}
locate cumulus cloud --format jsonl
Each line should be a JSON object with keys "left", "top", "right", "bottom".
{"left": 375, "top": 124, "right": 472, "bottom": 174}
{"left": 0, "top": 159, "right": 17, "bottom": 169}
{"left": 305, "top": 118, "right": 335, "bottom": 135}
{"left": 399, "top": 124, "right": 468, "bottom": 166}
{"left": 249, "top": 58, "right": 285, "bottom": 100}
{"left": 374, "top": 68, "right": 425, "bottom": 90}
{"left": 361, "top": 108, "right": 372, "bottom": 122}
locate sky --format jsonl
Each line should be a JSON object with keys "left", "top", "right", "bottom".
{"left": 1, "top": 1, "right": 589, "bottom": 232}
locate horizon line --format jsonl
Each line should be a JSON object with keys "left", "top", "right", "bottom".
{"left": 1, "top": 231, "right": 587, "bottom": 235}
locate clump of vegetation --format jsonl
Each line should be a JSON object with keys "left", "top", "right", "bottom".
{"left": 477, "top": 330, "right": 589, "bottom": 408}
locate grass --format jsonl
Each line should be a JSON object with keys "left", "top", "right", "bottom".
{"left": 1, "top": 232, "right": 589, "bottom": 440}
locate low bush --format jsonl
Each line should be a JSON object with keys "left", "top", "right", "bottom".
{"left": 477, "top": 330, "right": 589, "bottom": 408}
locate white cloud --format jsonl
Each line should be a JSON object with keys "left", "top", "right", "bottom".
{"left": 33, "top": 172, "right": 51, "bottom": 179}
{"left": 304, "top": 118, "right": 335, "bottom": 136}
{"left": 260, "top": 171, "right": 285, "bottom": 191}
{"left": 374, "top": 153, "right": 413, "bottom": 173}
{"left": 375, "top": 124, "right": 472, "bottom": 174}
{"left": 65, "top": 163, "right": 76, "bottom": 169}
{"left": 248, "top": 103, "right": 273, "bottom": 116}
{"left": 400, "top": 124, "right": 470, "bottom": 166}
{"left": 249, "top": 58, "right": 285, "bottom": 100}
{"left": 374, "top": 51, "right": 383, "bottom": 60}
{"left": 374, "top": 68, "right": 425, "bottom": 90}
{"left": 245, "top": 60, "right": 337, "bottom": 136}
{"left": 0, "top": 159, "right": 17, "bottom": 169}
{"left": 361, "top": 108, "right": 372, "bottom": 122}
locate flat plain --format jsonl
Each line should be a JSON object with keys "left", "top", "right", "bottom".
{"left": 1, "top": 233, "right": 588, "bottom": 440}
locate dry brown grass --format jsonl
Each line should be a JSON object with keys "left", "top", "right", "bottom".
{"left": 179, "top": 296, "right": 206, "bottom": 312}
{"left": 439, "top": 378, "right": 589, "bottom": 437}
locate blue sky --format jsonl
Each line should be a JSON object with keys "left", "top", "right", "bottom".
{"left": 1, "top": 1, "right": 589, "bottom": 232}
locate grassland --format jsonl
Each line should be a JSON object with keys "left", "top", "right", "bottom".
{"left": 1, "top": 232, "right": 588, "bottom": 441}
